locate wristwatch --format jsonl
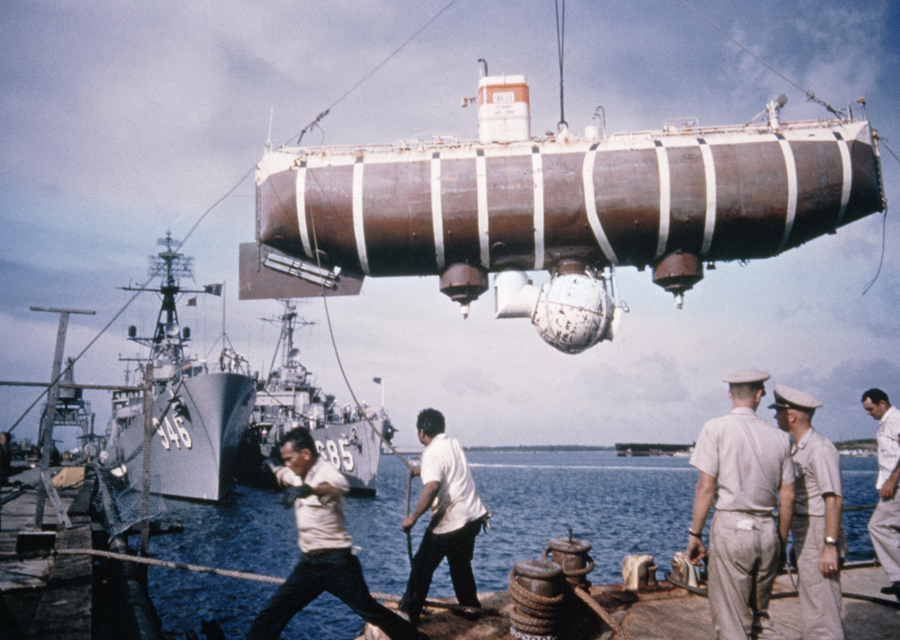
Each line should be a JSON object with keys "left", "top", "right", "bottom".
{"left": 824, "top": 536, "right": 838, "bottom": 547}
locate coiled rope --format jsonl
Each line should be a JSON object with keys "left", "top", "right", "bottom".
{"left": 507, "top": 569, "right": 564, "bottom": 636}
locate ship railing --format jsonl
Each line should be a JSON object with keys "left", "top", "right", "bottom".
{"left": 275, "top": 117, "right": 858, "bottom": 160}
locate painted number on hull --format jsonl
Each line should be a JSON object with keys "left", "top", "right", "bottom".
{"left": 154, "top": 415, "right": 193, "bottom": 451}
{"left": 315, "top": 438, "right": 355, "bottom": 472}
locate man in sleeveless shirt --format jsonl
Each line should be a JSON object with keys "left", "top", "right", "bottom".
{"left": 772, "top": 384, "right": 845, "bottom": 639}
{"left": 686, "top": 370, "right": 795, "bottom": 639}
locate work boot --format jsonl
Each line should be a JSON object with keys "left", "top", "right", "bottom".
{"left": 880, "top": 581, "right": 900, "bottom": 601}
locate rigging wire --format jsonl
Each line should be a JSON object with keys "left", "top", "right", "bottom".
{"left": 304, "top": 171, "right": 413, "bottom": 472}
{"left": 555, "top": 0, "right": 566, "bottom": 129}
{"left": 676, "top": 0, "right": 844, "bottom": 117}
{"left": 861, "top": 137, "right": 897, "bottom": 295}
{"left": 8, "top": 166, "right": 255, "bottom": 434}
{"left": 284, "top": 0, "right": 463, "bottom": 147}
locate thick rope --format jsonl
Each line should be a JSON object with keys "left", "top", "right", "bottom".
{"left": 507, "top": 569, "right": 564, "bottom": 636}
{"left": 569, "top": 585, "right": 632, "bottom": 640}
{"left": 53, "top": 548, "right": 495, "bottom": 615}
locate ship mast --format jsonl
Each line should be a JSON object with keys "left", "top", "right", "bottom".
{"left": 149, "top": 233, "right": 193, "bottom": 364}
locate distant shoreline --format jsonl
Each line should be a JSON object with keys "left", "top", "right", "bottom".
{"left": 464, "top": 445, "right": 616, "bottom": 452}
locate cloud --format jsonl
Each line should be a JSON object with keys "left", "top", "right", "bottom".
{"left": 1, "top": 0, "right": 898, "bottom": 451}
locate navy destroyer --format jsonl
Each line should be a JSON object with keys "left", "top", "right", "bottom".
{"left": 103, "top": 234, "right": 257, "bottom": 502}
{"left": 237, "top": 300, "right": 394, "bottom": 496}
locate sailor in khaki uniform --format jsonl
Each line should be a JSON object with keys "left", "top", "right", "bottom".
{"left": 686, "top": 370, "right": 795, "bottom": 639}
{"left": 771, "top": 385, "right": 845, "bottom": 640}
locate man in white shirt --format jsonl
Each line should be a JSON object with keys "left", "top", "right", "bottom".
{"left": 399, "top": 409, "right": 488, "bottom": 626}
{"left": 245, "top": 428, "right": 426, "bottom": 640}
{"left": 862, "top": 388, "right": 900, "bottom": 600}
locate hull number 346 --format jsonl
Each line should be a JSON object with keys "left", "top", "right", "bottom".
{"left": 155, "top": 414, "right": 194, "bottom": 451}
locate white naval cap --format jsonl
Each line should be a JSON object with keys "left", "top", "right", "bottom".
{"left": 722, "top": 369, "right": 771, "bottom": 385}
{"left": 768, "top": 384, "right": 823, "bottom": 411}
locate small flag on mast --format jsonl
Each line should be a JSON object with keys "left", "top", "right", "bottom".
{"left": 203, "top": 283, "right": 223, "bottom": 296}
{"left": 187, "top": 297, "right": 197, "bottom": 307}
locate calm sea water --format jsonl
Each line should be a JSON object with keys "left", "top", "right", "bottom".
{"left": 147, "top": 451, "right": 880, "bottom": 639}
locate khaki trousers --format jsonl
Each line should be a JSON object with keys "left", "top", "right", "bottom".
{"left": 868, "top": 497, "right": 900, "bottom": 582}
{"left": 792, "top": 515, "right": 844, "bottom": 640}
{"left": 708, "top": 510, "right": 784, "bottom": 639}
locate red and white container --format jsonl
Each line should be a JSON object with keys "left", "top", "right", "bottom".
{"left": 477, "top": 74, "right": 530, "bottom": 143}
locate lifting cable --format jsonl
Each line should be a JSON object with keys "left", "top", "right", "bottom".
{"left": 284, "top": 0, "right": 463, "bottom": 146}
{"left": 555, "top": 0, "right": 567, "bottom": 129}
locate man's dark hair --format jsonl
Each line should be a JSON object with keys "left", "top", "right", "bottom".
{"left": 417, "top": 408, "right": 445, "bottom": 438}
{"left": 730, "top": 384, "right": 765, "bottom": 401}
{"left": 280, "top": 427, "right": 319, "bottom": 458}
{"left": 862, "top": 388, "right": 890, "bottom": 406}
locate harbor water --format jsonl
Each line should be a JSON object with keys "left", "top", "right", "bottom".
{"left": 147, "top": 450, "right": 880, "bottom": 639}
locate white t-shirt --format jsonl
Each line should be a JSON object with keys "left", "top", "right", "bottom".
{"left": 420, "top": 433, "right": 487, "bottom": 535}
{"left": 275, "top": 457, "right": 352, "bottom": 553}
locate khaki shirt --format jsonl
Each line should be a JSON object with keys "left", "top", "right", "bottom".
{"left": 690, "top": 407, "right": 794, "bottom": 515}
{"left": 792, "top": 428, "right": 842, "bottom": 517}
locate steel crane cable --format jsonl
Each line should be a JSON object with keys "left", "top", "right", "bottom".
{"left": 284, "top": 0, "right": 463, "bottom": 147}
{"left": 555, "top": 0, "right": 566, "bottom": 129}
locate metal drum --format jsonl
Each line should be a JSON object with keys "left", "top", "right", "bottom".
{"left": 543, "top": 530, "right": 594, "bottom": 588}
{"left": 508, "top": 559, "right": 564, "bottom": 639}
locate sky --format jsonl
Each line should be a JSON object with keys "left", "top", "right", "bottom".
{"left": 1, "top": 0, "right": 899, "bottom": 452}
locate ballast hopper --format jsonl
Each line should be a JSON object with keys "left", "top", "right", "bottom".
{"left": 241, "top": 73, "right": 885, "bottom": 354}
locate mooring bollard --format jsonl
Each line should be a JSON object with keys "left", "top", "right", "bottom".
{"left": 542, "top": 529, "right": 594, "bottom": 589}
{"left": 508, "top": 558, "right": 564, "bottom": 640}
{"left": 622, "top": 554, "right": 658, "bottom": 591}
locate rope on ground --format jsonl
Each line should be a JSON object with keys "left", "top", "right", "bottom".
{"left": 54, "top": 547, "right": 499, "bottom": 616}
{"left": 56, "top": 548, "right": 284, "bottom": 584}
{"left": 569, "top": 585, "right": 633, "bottom": 640}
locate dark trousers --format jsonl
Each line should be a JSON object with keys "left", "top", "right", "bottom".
{"left": 245, "top": 548, "right": 419, "bottom": 640}
{"left": 399, "top": 519, "right": 482, "bottom": 623}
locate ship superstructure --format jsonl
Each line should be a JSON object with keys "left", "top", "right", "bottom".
{"left": 239, "top": 300, "right": 393, "bottom": 496}
{"left": 104, "top": 234, "right": 256, "bottom": 502}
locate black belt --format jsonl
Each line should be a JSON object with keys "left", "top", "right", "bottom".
{"left": 304, "top": 547, "right": 351, "bottom": 558}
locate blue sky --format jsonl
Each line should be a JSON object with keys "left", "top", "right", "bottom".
{"left": 2, "top": 0, "right": 899, "bottom": 450}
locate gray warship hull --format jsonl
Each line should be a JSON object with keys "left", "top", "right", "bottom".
{"left": 252, "top": 411, "right": 387, "bottom": 496}
{"left": 236, "top": 301, "right": 393, "bottom": 496}
{"left": 309, "top": 420, "right": 383, "bottom": 495}
{"left": 108, "top": 372, "right": 256, "bottom": 502}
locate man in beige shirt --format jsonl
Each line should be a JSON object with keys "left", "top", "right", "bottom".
{"left": 686, "top": 370, "right": 795, "bottom": 639}
{"left": 772, "top": 384, "right": 845, "bottom": 639}
{"left": 245, "top": 427, "right": 426, "bottom": 640}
